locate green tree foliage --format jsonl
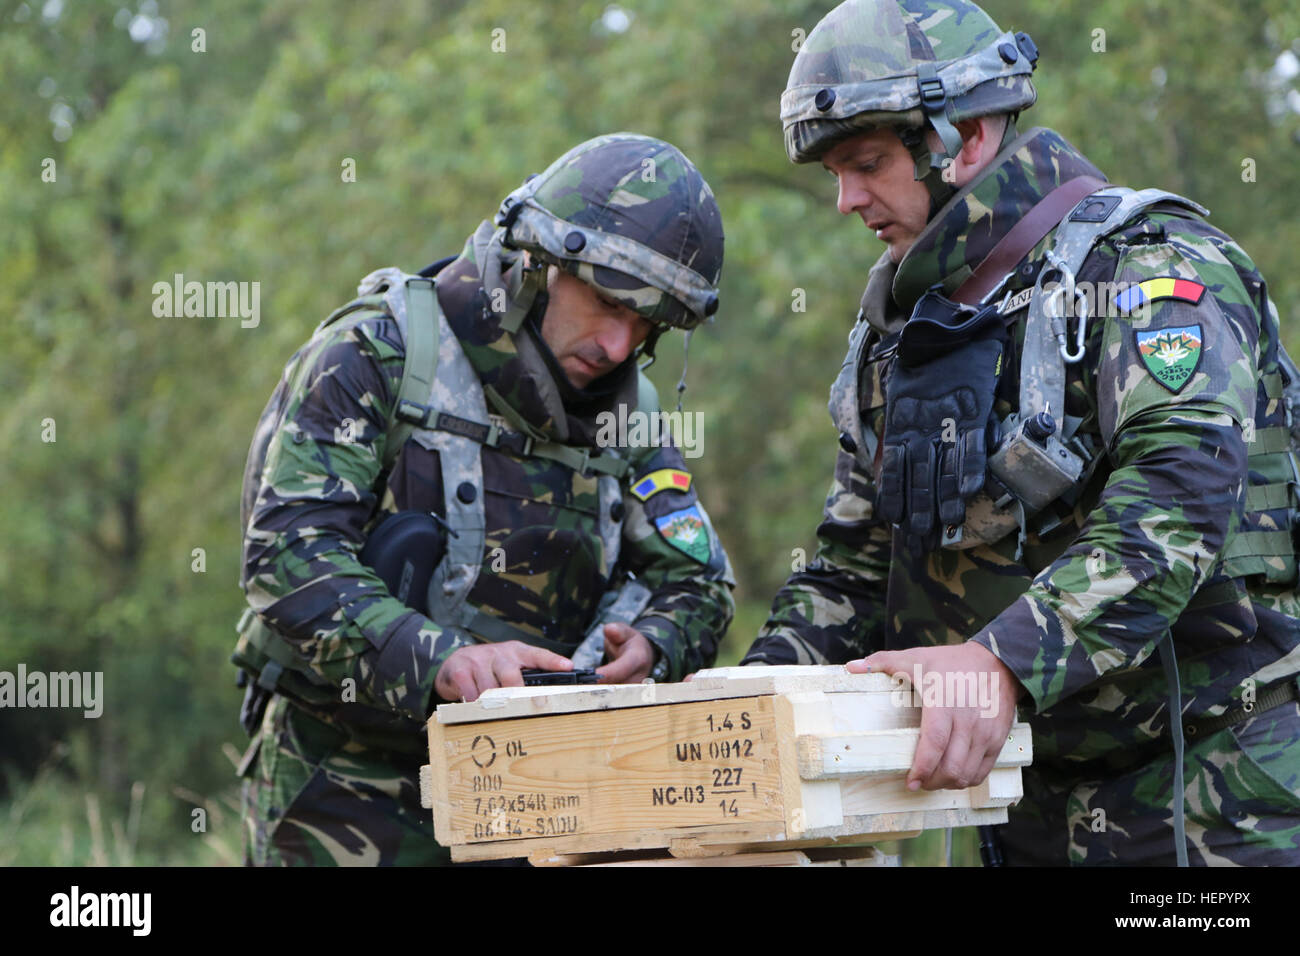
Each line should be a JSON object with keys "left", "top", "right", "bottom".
{"left": 1, "top": 0, "right": 1297, "bottom": 864}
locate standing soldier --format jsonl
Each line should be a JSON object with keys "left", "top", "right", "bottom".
{"left": 745, "top": 0, "right": 1300, "bottom": 865}
{"left": 234, "top": 133, "right": 734, "bottom": 865}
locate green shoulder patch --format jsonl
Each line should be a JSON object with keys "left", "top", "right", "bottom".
{"left": 1135, "top": 325, "right": 1203, "bottom": 393}
{"left": 654, "top": 505, "right": 710, "bottom": 564}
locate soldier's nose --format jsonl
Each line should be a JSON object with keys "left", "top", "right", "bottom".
{"left": 596, "top": 317, "right": 636, "bottom": 365}
{"left": 837, "top": 175, "right": 869, "bottom": 217}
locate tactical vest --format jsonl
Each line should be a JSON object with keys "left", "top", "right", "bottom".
{"left": 232, "top": 266, "right": 656, "bottom": 704}
{"left": 832, "top": 186, "right": 1300, "bottom": 866}
{"left": 830, "top": 186, "right": 1300, "bottom": 587}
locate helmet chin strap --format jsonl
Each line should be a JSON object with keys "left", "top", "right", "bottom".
{"left": 476, "top": 224, "right": 551, "bottom": 335}
{"left": 638, "top": 326, "right": 663, "bottom": 371}
{"left": 636, "top": 325, "right": 692, "bottom": 412}
{"left": 902, "top": 115, "right": 1021, "bottom": 218}
{"left": 900, "top": 125, "right": 958, "bottom": 212}
{"left": 674, "top": 328, "right": 693, "bottom": 413}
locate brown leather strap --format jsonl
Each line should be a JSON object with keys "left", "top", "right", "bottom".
{"left": 952, "top": 175, "right": 1108, "bottom": 306}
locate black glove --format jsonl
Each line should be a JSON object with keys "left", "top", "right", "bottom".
{"left": 876, "top": 289, "right": 1005, "bottom": 549}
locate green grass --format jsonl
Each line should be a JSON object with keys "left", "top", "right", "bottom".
{"left": 1, "top": 732, "right": 244, "bottom": 866}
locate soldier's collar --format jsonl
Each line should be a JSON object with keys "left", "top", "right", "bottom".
{"left": 892, "top": 127, "right": 1106, "bottom": 314}
{"left": 858, "top": 250, "right": 905, "bottom": 337}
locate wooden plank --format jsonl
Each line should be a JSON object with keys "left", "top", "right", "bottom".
{"left": 455, "top": 807, "right": 1009, "bottom": 862}
{"left": 429, "top": 665, "right": 1031, "bottom": 862}
{"left": 426, "top": 719, "right": 454, "bottom": 837}
{"left": 771, "top": 693, "right": 807, "bottom": 839}
{"left": 450, "top": 821, "right": 788, "bottom": 863}
{"left": 817, "top": 805, "right": 1007, "bottom": 837}
{"left": 432, "top": 667, "right": 898, "bottom": 725}
{"left": 695, "top": 666, "right": 900, "bottom": 696}
{"left": 969, "top": 767, "right": 1024, "bottom": 808}
{"left": 779, "top": 692, "right": 844, "bottom": 834}
{"left": 825, "top": 689, "right": 921, "bottom": 733}
{"left": 582, "top": 848, "right": 897, "bottom": 867}
{"left": 534, "top": 844, "right": 897, "bottom": 868}
{"left": 797, "top": 723, "right": 1033, "bottom": 780}
{"left": 418, "top": 764, "right": 433, "bottom": 810}
{"left": 433, "top": 696, "right": 784, "bottom": 848}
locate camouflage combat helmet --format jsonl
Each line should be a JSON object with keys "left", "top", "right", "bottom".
{"left": 493, "top": 133, "right": 724, "bottom": 332}
{"left": 782, "top": 0, "right": 1038, "bottom": 201}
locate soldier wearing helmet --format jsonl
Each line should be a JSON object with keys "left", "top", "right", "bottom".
{"left": 745, "top": 0, "right": 1300, "bottom": 865}
{"left": 234, "top": 133, "right": 735, "bottom": 865}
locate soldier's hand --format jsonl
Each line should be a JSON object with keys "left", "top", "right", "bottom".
{"left": 596, "top": 623, "right": 655, "bottom": 684}
{"left": 435, "top": 641, "right": 572, "bottom": 703}
{"left": 846, "top": 642, "right": 1022, "bottom": 792}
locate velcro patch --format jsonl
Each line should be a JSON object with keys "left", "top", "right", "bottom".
{"left": 631, "top": 468, "right": 692, "bottom": 501}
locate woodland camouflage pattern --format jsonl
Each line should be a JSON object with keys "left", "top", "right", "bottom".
{"left": 782, "top": 0, "right": 1037, "bottom": 164}
{"left": 504, "top": 133, "right": 724, "bottom": 328}
{"left": 238, "top": 156, "right": 734, "bottom": 864}
{"left": 745, "top": 125, "right": 1300, "bottom": 865}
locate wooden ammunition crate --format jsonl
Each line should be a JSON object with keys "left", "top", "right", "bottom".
{"left": 420, "top": 666, "right": 1031, "bottom": 865}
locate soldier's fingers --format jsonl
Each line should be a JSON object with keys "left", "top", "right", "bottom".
{"left": 466, "top": 658, "right": 497, "bottom": 701}
{"left": 959, "top": 425, "right": 987, "bottom": 500}
{"left": 596, "top": 641, "right": 650, "bottom": 684}
{"left": 595, "top": 656, "right": 637, "bottom": 684}
{"left": 908, "top": 708, "right": 952, "bottom": 791}
{"left": 907, "top": 442, "right": 937, "bottom": 538}
{"left": 436, "top": 655, "right": 470, "bottom": 701}
{"left": 847, "top": 650, "right": 904, "bottom": 675}
{"left": 448, "top": 662, "right": 480, "bottom": 703}
{"left": 492, "top": 654, "right": 526, "bottom": 689}
{"left": 928, "top": 715, "right": 973, "bottom": 791}
{"left": 603, "top": 622, "right": 635, "bottom": 647}
{"left": 514, "top": 644, "right": 572, "bottom": 672}
{"left": 973, "top": 746, "right": 1000, "bottom": 788}
{"left": 937, "top": 441, "right": 964, "bottom": 527}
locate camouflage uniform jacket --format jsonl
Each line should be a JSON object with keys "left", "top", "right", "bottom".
{"left": 242, "top": 228, "right": 735, "bottom": 753}
{"left": 745, "top": 126, "right": 1300, "bottom": 779}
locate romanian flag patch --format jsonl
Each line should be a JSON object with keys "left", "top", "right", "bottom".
{"left": 631, "top": 468, "right": 692, "bottom": 501}
{"left": 1114, "top": 277, "right": 1206, "bottom": 315}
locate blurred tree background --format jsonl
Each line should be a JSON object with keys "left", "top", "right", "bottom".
{"left": 2, "top": 0, "right": 1298, "bottom": 866}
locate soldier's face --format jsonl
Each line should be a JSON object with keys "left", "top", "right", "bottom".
{"left": 822, "top": 128, "right": 932, "bottom": 263}
{"left": 540, "top": 268, "right": 655, "bottom": 389}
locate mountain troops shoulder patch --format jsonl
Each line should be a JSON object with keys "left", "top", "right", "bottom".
{"left": 1136, "top": 325, "right": 1203, "bottom": 393}
{"left": 654, "top": 505, "right": 710, "bottom": 564}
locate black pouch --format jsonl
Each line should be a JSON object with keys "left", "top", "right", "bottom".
{"left": 359, "top": 511, "right": 449, "bottom": 615}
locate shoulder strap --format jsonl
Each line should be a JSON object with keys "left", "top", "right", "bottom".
{"left": 1019, "top": 187, "right": 1209, "bottom": 440}
{"left": 953, "top": 175, "right": 1108, "bottom": 306}
{"left": 385, "top": 277, "right": 441, "bottom": 472}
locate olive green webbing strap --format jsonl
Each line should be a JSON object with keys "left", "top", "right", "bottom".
{"left": 460, "top": 607, "right": 573, "bottom": 655}
{"left": 236, "top": 607, "right": 332, "bottom": 692}
{"left": 1156, "top": 633, "right": 1190, "bottom": 867}
{"left": 482, "top": 384, "right": 631, "bottom": 478}
{"left": 386, "top": 277, "right": 441, "bottom": 472}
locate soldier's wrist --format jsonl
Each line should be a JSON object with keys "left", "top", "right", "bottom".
{"left": 633, "top": 616, "right": 681, "bottom": 682}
